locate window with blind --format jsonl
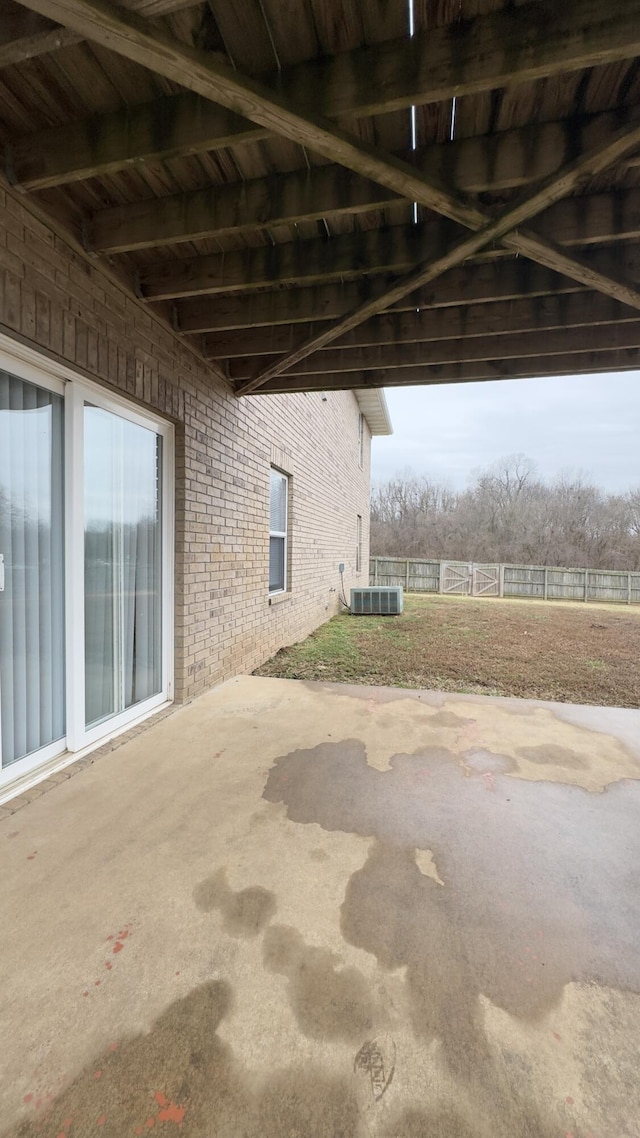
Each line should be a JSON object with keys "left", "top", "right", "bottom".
{"left": 269, "top": 468, "right": 288, "bottom": 594}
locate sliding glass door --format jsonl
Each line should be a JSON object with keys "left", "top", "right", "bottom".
{"left": 0, "top": 372, "right": 65, "bottom": 766}
{"left": 0, "top": 340, "right": 173, "bottom": 785}
{"left": 84, "top": 405, "right": 163, "bottom": 728}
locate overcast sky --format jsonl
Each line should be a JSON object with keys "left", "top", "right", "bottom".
{"left": 371, "top": 371, "right": 640, "bottom": 493}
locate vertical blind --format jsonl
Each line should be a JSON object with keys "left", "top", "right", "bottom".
{"left": 0, "top": 372, "right": 65, "bottom": 766}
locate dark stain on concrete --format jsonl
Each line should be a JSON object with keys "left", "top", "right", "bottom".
{"left": 263, "top": 924, "right": 379, "bottom": 1042}
{"left": 193, "top": 868, "right": 276, "bottom": 936}
{"left": 517, "top": 743, "right": 587, "bottom": 769}
{"left": 4, "top": 980, "right": 361, "bottom": 1138}
{"left": 342, "top": 840, "right": 493, "bottom": 1073}
{"left": 263, "top": 739, "right": 640, "bottom": 1070}
{"left": 309, "top": 847, "right": 329, "bottom": 862}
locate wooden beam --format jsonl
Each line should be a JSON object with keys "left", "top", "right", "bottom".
{"left": 248, "top": 350, "right": 640, "bottom": 395}
{"left": 236, "top": 122, "right": 640, "bottom": 393}
{"left": 90, "top": 167, "right": 640, "bottom": 255}
{"left": 0, "top": 0, "right": 199, "bottom": 73}
{"left": 236, "top": 230, "right": 640, "bottom": 382}
{"left": 141, "top": 223, "right": 459, "bottom": 301}
{"left": 203, "top": 293, "right": 635, "bottom": 359}
{"left": 16, "top": 0, "right": 640, "bottom": 370}
{"left": 177, "top": 263, "right": 585, "bottom": 333}
{"left": 17, "top": 100, "right": 640, "bottom": 202}
{"left": 277, "top": 0, "right": 640, "bottom": 119}
{"left": 119, "top": 184, "right": 640, "bottom": 277}
{"left": 229, "top": 320, "right": 640, "bottom": 379}
{"left": 10, "top": 0, "right": 640, "bottom": 188}
{"left": 89, "top": 164, "right": 398, "bottom": 254}
{"left": 427, "top": 110, "right": 640, "bottom": 195}
{"left": 0, "top": 5, "right": 81, "bottom": 67}
{"left": 7, "top": 94, "right": 264, "bottom": 191}
{"left": 534, "top": 190, "right": 640, "bottom": 249}
{"left": 123, "top": 0, "right": 199, "bottom": 13}
{"left": 13, "top": 0, "right": 640, "bottom": 278}
{"left": 14, "top": 0, "right": 496, "bottom": 234}
{"left": 141, "top": 213, "right": 640, "bottom": 303}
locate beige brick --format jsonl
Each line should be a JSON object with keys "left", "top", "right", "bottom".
{"left": 0, "top": 188, "right": 372, "bottom": 708}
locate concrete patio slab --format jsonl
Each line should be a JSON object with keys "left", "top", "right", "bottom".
{"left": 1, "top": 676, "right": 640, "bottom": 1138}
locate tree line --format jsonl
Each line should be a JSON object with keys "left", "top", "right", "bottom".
{"left": 371, "top": 455, "right": 640, "bottom": 570}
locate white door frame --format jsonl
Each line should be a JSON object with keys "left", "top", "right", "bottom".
{"left": 0, "top": 333, "right": 174, "bottom": 786}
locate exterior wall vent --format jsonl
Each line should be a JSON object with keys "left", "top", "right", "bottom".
{"left": 350, "top": 586, "right": 403, "bottom": 615}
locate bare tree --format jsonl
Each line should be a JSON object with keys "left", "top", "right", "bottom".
{"left": 370, "top": 457, "right": 640, "bottom": 570}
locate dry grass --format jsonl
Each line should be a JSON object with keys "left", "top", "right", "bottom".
{"left": 255, "top": 594, "right": 640, "bottom": 707}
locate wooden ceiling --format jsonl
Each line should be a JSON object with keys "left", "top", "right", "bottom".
{"left": 3, "top": 0, "right": 640, "bottom": 395}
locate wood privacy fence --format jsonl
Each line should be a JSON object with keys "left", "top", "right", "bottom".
{"left": 370, "top": 556, "right": 640, "bottom": 605}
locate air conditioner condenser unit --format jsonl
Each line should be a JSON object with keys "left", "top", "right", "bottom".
{"left": 350, "top": 586, "right": 403, "bottom": 615}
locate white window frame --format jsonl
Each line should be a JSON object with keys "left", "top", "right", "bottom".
{"left": 0, "top": 333, "right": 174, "bottom": 790}
{"left": 358, "top": 412, "right": 364, "bottom": 468}
{"left": 356, "top": 514, "right": 363, "bottom": 574}
{"left": 269, "top": 467, "right": 289, "bottom": 595}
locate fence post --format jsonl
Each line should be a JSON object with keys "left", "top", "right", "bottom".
{"left": 439, "top": 561, "right": 445, "bottom": 593}
{"left": 499, "top": 564, "right": 505, "bottom": 597}
{"left": 629, "top": 572, "right": 632, "bottom": 605}
{"left": 374, "top": 558, "right": 379, "bottom": 585}
{"left": 405, "top": 559, "right": 410, "bottom": 592}
{"left": 543, "top": 567, "right": 548, "bottom": 601}
{"left": 584, "top": 569, "right": 589, "bottom": 602}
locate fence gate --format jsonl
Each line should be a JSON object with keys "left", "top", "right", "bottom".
{"left": 472, "top": 564, "right": 500, "bottom": 597}
{"left": 442, "top": 563, "right": 471, "bottom": 594}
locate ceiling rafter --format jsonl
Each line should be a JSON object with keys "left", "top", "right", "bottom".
{"left": 9, "top": 0, "right": 640, "bottom": 190}
{"left": 201, "top": 294, "right": 637, "bottom": 360}
{"left": 228, "top": 320, "right": 640, "bottom": 380}
{"left": 0, "top": 21, "right": 81, "bottom": 68}
{"left": 137, "top": 192, "right": 640, "bottom": 299}
{"left": 123, "top": 0, "right": 201, "bottom": 13}
{"left": 175, "top": 263, "right": 586, "bottom": 334}
{"left": 91, "top": 172, "right": 640, "bottom": 257}
{"left": 253, "top": 350, "right": 640, "bottom": 395}
{"left": 10, "top": 0, "right": 640, "bottom": 251}
{"left": 236, "top": 120, "right": 640, "bottom": 394}
{"left": 11, "top": 0, "right": 640, "bottom": 397}
{"left": 0, "top": 0, "right": 202, "bottom": 71}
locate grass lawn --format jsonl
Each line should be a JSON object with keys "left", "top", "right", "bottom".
{"left": 255, "top": 594, "right": 640, "bottom": 707}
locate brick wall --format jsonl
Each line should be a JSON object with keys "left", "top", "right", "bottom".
{"left": 0, "top": 186, "right": 371, "bottom": 703}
